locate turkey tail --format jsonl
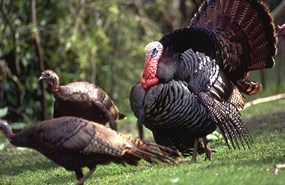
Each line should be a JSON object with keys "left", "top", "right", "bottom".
{"left": 236, "top": 79, "right": 262, "bottom": 95}
{"left": 119, "top": 133, "right": 180, "bottom": 164}
{"left": 190, "top": 0, "right": 278, "bottom": 94}
{"left": 199, "top": 92, "right": 253, "bottom": 150}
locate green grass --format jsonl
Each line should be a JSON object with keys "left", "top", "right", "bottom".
{"left": 1, "top": 52, "right": 284, "bottom": 185}
{"left": 1, "top": 98, "right": 285, "bottom": 185}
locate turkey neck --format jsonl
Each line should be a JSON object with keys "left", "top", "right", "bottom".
{"left": 0, "top": 123, "right": 13, "bottom": 141}
{"left": 141, "top": 57, "right": 159, "bottom": 89}
{"left": 1, "top": 125, "right": 33, "bottom": 148}
{"left": 52, "top": 86, "right": 73, "bottom": 101}
{"left": 11, "top": 131, "right": 35, "bottom": 148}
{"left": 49, "top": 78, "right": 60, "bottom": 92}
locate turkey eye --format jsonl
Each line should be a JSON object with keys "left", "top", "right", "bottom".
{"left": 151, "top": 48, "right": 158, "bottom": 56}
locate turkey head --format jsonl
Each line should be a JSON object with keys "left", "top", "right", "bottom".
{"left": 141, "top": 41, "right": 182, "bottom": 90}
{"left": 39, "top": 70, "right": 59, "bottom": 92}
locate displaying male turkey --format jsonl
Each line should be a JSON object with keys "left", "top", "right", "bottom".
{"left": 39, "top": 70, "right": 125, "bottom": 131}
{"left": 130, "top": 0, "right": 279, "bottom": 161}
{"left": 0, "top": 117, "right": 179, "bottom": 185}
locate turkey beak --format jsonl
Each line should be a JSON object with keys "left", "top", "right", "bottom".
{"left": 38, "top": 75, "right": 44, "bottom": 81}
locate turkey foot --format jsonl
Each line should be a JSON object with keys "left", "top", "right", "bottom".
{"left": 202, "top": 137, "right": 215, "bottom": 160}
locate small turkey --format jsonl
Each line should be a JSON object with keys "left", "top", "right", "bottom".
{"left": 39, "top": 70, "right": 125, "bottom": 131}
{"left": 0, "top": 117, "right": 179, "bottom": 185}
{"left": 130, "top": 0, "right": 279, "bottom": 161}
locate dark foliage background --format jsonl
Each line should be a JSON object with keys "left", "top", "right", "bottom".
{"left": 0, "top": 0, "right": 284, "bottom": 124}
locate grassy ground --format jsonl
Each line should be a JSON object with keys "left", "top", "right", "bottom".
{"left": 0, "top": 98, "right": 285, "bottom": 185}
{"left": 1, "top": 29, "right": 285, "bottom": 185}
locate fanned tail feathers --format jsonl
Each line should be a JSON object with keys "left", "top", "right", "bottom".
{"left": 236, "top": 80, "right": 262, "bottom": 95}
{"left": 190, "top": 0, "right": 278, "bottom": 92}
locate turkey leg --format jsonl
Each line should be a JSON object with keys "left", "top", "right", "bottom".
{"left": 77, "top": 167, "right": 96, "bottom": 185}
{"left": 191, "top": 138, "right": 199, "bottom": 163}
{"left": 202, "top": 137, "right": 215, "bottom": 160}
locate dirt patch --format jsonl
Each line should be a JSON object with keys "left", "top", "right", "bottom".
{"left": 246, "top": 111, "right": 285, "bottom": 131}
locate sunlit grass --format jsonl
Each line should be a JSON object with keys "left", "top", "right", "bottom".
{"left": 1, "top": 98, "right": 285, "bottom": 185}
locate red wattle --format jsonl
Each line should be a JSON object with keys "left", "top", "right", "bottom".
{"left": 141, "top": 77, "right": 159, "bottom": 89}
{"left": 141, "top": 58, "right": 159, "bottom": 89}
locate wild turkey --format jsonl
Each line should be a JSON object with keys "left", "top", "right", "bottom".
{"left": 130, "top": 0, "right": 279, "bottom": 161}
{"left": 0, "top": 117, "right": 179, "bottom": 185}
{"left": 39, "top": 70, "right": 125, "bottom": 131}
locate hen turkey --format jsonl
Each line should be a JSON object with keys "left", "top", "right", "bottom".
{"left": 130, "top": 0, "right": 279, "bottom": 161}
{"left": 39, "top": 70, "right": 125, "bottom": 131}
{"left": 0, "top": 117, "right": 179, "bottom": 185}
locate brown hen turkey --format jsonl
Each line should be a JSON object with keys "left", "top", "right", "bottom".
{"left": 130, "top": 0, "right": 279, "bottom": 161}
{"left": 0, "top": 117, "right": 179, "bottom": 185}
{"left": 39, "top": 70, "right": 125, "bottom": 131}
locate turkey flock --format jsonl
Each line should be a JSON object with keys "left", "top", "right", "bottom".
{"left": 1, "top": 0, "right": 285, "bottom": 185}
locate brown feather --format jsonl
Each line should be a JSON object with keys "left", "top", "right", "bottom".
{"left": 39, "top": 70, "right": 126, "bottom": 130}
{"left": 190, "top": 0, "right": 278, "bottom": 94}
{"left": 0, "top": 117, "right": 179, "bottom": 185}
